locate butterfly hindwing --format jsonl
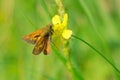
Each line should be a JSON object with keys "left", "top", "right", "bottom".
{"left": 32, "top": 37, "right": 45, "bottom": 55}
{"left": 43, "top": 37, "right": 50, "bottom": 55}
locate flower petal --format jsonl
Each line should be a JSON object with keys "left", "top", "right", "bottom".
{"left": 62, "top": 29, "right": 72, "bottom": 39}
{"left": 52, "top": 15, "right": 61, "bottom": 25}
{"left": 62, "top": 13, "right": 68, "bottom": 28}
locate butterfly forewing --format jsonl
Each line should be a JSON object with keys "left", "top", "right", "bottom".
{"left": 22, "top": 29, "right": 42, "bottom": 44}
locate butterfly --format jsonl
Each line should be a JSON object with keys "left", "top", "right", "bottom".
{"left": 22, "top": 24, "right": 53, "bottom": 55}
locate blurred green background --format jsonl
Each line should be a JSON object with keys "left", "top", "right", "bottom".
{"left": 0, "top": 0, "right": 120, "bottom": 80}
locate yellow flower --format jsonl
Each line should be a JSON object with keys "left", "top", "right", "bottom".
{"left": 52, "top": 13, "right": 72, "bottom": 40}
{"left": 62, "top": 29, "right": 72, "bottom": 40}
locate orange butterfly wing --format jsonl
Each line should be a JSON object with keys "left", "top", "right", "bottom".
{"left": 33, "top": 36, "right": 50, "bottom": 55}
{"left": 43, "top": 37, "right": 50, "bottom": 55}
{"left": 22, "top": 29, "right": 44, "bottom": 44}
{"left": 22, "top": 25, "right": 52, "bottom": 55}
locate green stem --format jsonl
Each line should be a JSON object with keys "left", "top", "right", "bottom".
{"left": 72, "top": 34, "right": 120, "bottom": 74}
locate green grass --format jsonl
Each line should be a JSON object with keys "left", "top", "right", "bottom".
{"left": 0, "top": 0, "right": 120, "bottom": 80}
